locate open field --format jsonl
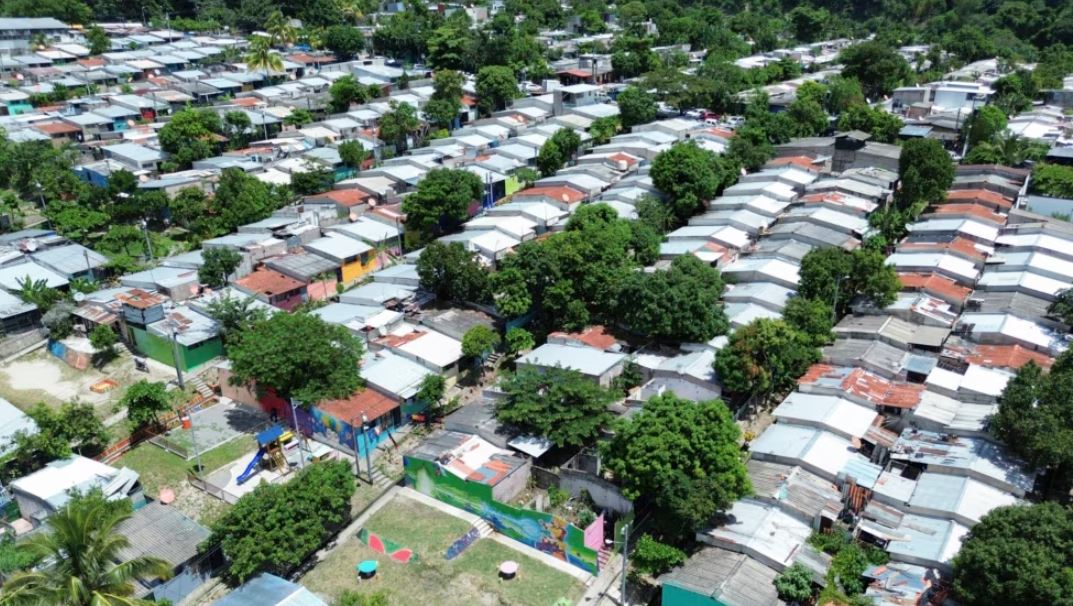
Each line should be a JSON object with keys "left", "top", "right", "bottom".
{"left": 301, "top": 495, "right": 585, "bottom": 606}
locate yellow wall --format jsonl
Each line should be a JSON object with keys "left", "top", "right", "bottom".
{"left": 504, "top": 175, "right": 522, "bottom": 196}
{"left": 339, "top": 252, "right": 378, "bottom": 283}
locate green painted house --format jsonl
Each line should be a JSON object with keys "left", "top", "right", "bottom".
{"left": 119, "top": 290, "right": 223, "bottom": 373}
{"left": 660, "top": 547, "right": 787, "bottom": 606}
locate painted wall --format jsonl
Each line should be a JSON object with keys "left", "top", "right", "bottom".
{"left": 405, "top": 456, "right": 598, "bottom": 574}
{"left": 661, "top": 584, "right": 723, "bottom": 606}
{"left": 256, "top": 388, "right": 406, "bottom": 456}
{"left": 504, "top": 174, "right": 523, "bottom": 197}
{"left": 339, "top": 252, "right": 377, "bottom": 284}
{"left": 129, "top": 326, "right": 223, "bottom": 372}
{"left": 306, "top": 279, "right": 338, "bottom": 301}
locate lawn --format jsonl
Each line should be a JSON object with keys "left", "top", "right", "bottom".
{"left": 301, "top": 496, "right": 585, "bottom": 606}
{"left": 117, "top": 434, "right": 258, "bottom": 497}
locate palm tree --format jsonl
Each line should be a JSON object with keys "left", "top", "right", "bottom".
{"left": 0, "top": 497, "right": 172, "bottom": 606}
{"left": 338, "top": 0, "right": 365, "bottom": 24}
{"left": 264, "top": 11, "right": 297, "bottom": 48}
{"left": 245, "top": 37, "right": 285, "bottom": 87}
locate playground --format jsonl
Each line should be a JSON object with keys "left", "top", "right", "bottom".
{"left": 151, "top": 401, "right": 267, "bottom": 460}
{"left": 301, "top": 491, "right": 586, "bottom": 606}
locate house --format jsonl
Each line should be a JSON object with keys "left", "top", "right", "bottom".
{"left": 406, "top": 430, "right": 531, "bottom": 502}
{"left": 10, "top": 456, "right": 142, "bottom": 525}
{"left": 660, "top": 547, "right": 788, "bottom": 606}
{"left": 212, "top": 574, "right": 326, "bottom": 606}
{"left": 234, "top": 268, "right": 308, "bottom": 311}
{"left": 139, "top": 305, "right": 223, "bottom": 373}
{"left": 0, "top": 396, "right": 35, "bottom": 457}
{"left": 117, "top": 501, "right": 213, "bottom": 603}
{"left": 515, "top": 342, "right": 627, "bottom": 387}
{"left": 0, "top": 18, "right": 68, "bottom": 54}
{"left": 374, "top": 326, "right": 463, "bottom": 384}
{"left": 889, "top": 429, "right": 1035, "bottom": 497}
{"left": 303, "top": 234, "right": 376, "bottom": 284}
{"left": 30, "top": 243, "right": 107, "bottom": 281}
{"left": 104, "top": 143, "right": 166, "bottom": 172}
{"left": 0, "top": 288, "right": 40, "bottom": 336}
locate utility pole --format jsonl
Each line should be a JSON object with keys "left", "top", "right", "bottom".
{"left": 620, "top": 523, "right": 629, "bottom": 606}
{"left": 289, "top": 397, "right": 306, "bottom": 469}
{"left": 168, "top": 323, "right": 185, "bottom": 389}
{"left": 140, "top": 218, "right": 154, "bottom": 261}
{"left": 351, "top": 418, "right": 362, "bottom": 478}
{"left": 361, "top": 413, "right": 374, "bottom": 484}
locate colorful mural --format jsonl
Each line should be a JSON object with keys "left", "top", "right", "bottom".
{"left": 405, "top": 457, "right": 598, "bottom": 574}
{"left": 445, "top": 527, "right": 481, "bottom": 560}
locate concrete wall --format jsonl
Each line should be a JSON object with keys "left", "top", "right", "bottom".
{"left": 559, "top": 467, "right": 633, "bottom": 515}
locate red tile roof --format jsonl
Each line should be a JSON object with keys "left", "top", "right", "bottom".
{"left": 558, "top": 68, "right": 594, "bottom": 79}
{"left": 77, "top": 57, "right": 105, "bottom": 68}
{"left": 962, "top": 344, "right": 1054, "bottom": 370}
{"left": 898, "top": 237, "right": 986, "bottom": 262}
{"left": 318, "top": 387, "right": 399, "bottom": 424}
{"left": 375, "top": 330, "right": 426, "bottom": 349}
{"left": 768, "top": 156, "right": 823, "bottom": 172}
{"left": 608, "top": 152, "right": 639, "bottom": 167}
{"left": 704, "top": 127, "right": 736, "bottom": 139}
{"left": 235, "top": 268, "right": 305, "bottom": 295}
{"left": 308, "top": 189, "right": 371, "bottom": 207}
{"left": 461, "top": 94, "right": 477, "bottom": 107}
{"left": 116, "top": 288, "right": 166, "bottom": 309}
{"left": 549, "top": 325, "right": 618, "bottom": 351}
{"left": 232, "top": 97, "right": 261, "bottom": 107}
{"left": 34, "top": 121, "right": 81, "bottom": 135}
{"left": 898, "top": 272, "right": 973, "bottom": 304}
{"left": 946, "top": 189, "right": 1012, "bottom": 210}
{"left": 931, "top": 203, "right": 1006, "bottom": 225}
{"left": 799, "top": 364, "right": 924, "bottom": 409}
{"left": 513, "top": 186, "right": 585, "bottom": 204}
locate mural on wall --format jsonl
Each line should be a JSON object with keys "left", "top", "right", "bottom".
{"left": 405, "top": 456, "right": 598, "bottom": 574}
{"left": 445, "top": 526, "right": 480, "bottom": 560}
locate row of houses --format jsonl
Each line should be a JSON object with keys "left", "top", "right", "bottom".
{"left": 661, "top": 162, "right": 1062, "bottom": 606}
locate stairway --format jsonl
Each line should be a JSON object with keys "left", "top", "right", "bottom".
{"left": 370, "top": 467, "right": 395, "bottom": 489}
{"left": 597, "top": 548, "right": 613, "bottom": 570}
{"left": 473, "top": 518, "right": 494, "bottom": 538}
{"left": 189, "top": 376, "right": 214, "bottom": 400}
{"left": 486, "top": 352, "right": 503, "bottom": 366}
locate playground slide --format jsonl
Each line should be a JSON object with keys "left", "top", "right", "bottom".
{"left": 236, "top": 447, "right": 267, "bottom": 485}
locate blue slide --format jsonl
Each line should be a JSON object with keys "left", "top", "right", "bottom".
{"left": 236, "top": 447, "right": 267, "bottom": 485}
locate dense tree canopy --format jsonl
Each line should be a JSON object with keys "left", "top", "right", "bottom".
{"left": 953, "top": 503, "right": 1073, "bottom": 606}
{"left": 400, "top": 168, "right": 483, "bottom": 239}
{"left": 602, "top": 393, "right": 750, "bottom": 534}
{"left": 616, "top": 86, "right": 657, "bottom": 130}
{"left": 496, "top": 367, "right": 616, "bottom": 447}
{"left": 896, "top": 138, "right": 955, "bottom": 211}
{"left": 651, "top": 142, "right": 738, "bottom": 225}
{"left": 226, "top": 312, "right": 364, "bottom": 404}
{"left": 838, "top": 41, "right": 912, "bottom": 100}
{"left": 798, "top": 247, "right": 900, "bottom": 317}
{"left": 416, "top": 241, "right": 491, "bottom": 304}
{"left": 714, "top": 318, "right": 820, "bottom": 397}
{"left": 617, "top": 255, "right": 728, "bottom": 343}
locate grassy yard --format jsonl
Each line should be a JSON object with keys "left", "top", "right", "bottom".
{"left": 301, "top": 496, "right": 585, "bottom": 606}
{"left": 117, "top": 435, "right": 257, "bottom": 497}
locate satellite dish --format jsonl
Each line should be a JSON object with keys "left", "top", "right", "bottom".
{"left": 73, "top": 292, "right": 86, "bottom": 302}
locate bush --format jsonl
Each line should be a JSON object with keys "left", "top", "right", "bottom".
{"left": 548, "top": 486, "right": 569, "bottom": 508}
{"left": 631, "top": 534, "right": 685, "bottom": 576}
{"left": 41, "top": 301, "right": 75, "bottom": 340}
{"left": 774, "top": 562, "right": 814, "bottom": 602}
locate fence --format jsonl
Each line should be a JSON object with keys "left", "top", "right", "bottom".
{"left": 187, "top": 471, "right": 242, "bottom": 505}
{"left": 95, "top": 396, "right": 220, "bottom": 464}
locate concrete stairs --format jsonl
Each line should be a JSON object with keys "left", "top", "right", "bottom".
{"left": 189, "top": 376, "right": 214, "bottom": 400}
{"left": 370, "top": 467, "right": 395, "bottom": 489}
{"left": 474, "top": 518, "right": 494, "bottom": 538}
{"left": 597, "top": 548, "right": 613, "bottom": 570}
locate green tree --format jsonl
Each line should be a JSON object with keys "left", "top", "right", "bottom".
{"left": 205, "top": 460, "right": 355, "bottom": 581}
{"left": 839, "top": 41, "right": 912, "bottom": 99}
{"left": 786, "top": 97, "right": 829, "bottom": 138}
{"left": 0, "top": 494, "right": 172, "bottom": 605}
{"left": 496, "top": 367, "right": 616, "bottom": 447}
{"left": 16, "top": 275, "right": 64, "bottom": 313}
{"left": 475, "top": 65, "right": 519, "bottom": 114}
{"left": 245, "top": 36, "right": 284, "bottom": 84}
{"left": 199, "top": 246, "right": 243, "bottom": 289}
{"left": 1032, "top": 164, "right": 1073, "bottom": 199}
{"left": 601, "top": 393, "right": 750, "bottom": 534}
{"left": 88, "top": 324, "right": 118, "bottom": 362}
{"left": 461, "top": 324, "right": 500, "bottom": 359}
{"left": 85, "top": 25, "right": 110, "bottom": 56}
{"left": 329, "top": 75, "right": 369, "bottom": 113}
{"left": 416, "top": 241, "right": 490, "bottom": 304}
{"left": 536, "top": 138, "right": 564, "bottom": 177}
{"left": 226, "top": 312, "right": 364, "bottom": 403}
{"left": 157, "top": 108, "right": 222, "bottom": 169}
{"left": 265, "top": 10, "right": 297, "bottom": 47}
{"left": 968, "top": 105, "right": 1008, "bottom": 146}
{"left": 415, "top": 373, "right": 445, "bottom": 407}
{"left": 290, "top": 165, "right": 335, "bottom": 195}
{"left": 283, "top": 108, "right": 313, "bottom": 127}
{"left": 223, "top": 111, "right": 253, "bottom": 150}
{"left": 378, "top": 100, "right": 421, "bottom": 152}
{"left": 424, "top": 69, "right": 464, "bottom": 130}
{"left": 205, "top": 293, "right": 269, "bottom": 348}
{"left": 118, "top": 380, "right": 174, "bottom": 430}
{"left": 588, "top": 116, "right": 619, "bottom": 145}
{"left": 774, "top": 562, "right": 815, "bottom": 603}
{"left": 322, "top": 25, "right": 364, "bottom": 60}
{"left": 783, "top": 297, "right": 834, "bottom": 347}
{"left": 836, "top": 104, "right": 904, "bottom": 143}
{"left": 214, "top": 168, "right": 292, "bottom": 233}
{"left": 651, "top": 141, "right": 736, "bottom": 225}
{"left": 726, "top": 125, "right": 775, "bottom": 171}
{"left": 616, "top": 254, "right": 728, "bottom": 343}
{"left": 991, "top": 70, "right": 1039, "bottom": 115}
{"left": 10, "top": 402, "right": 108, "bottom": 477}
{"left": 952, "top": 502, "right": 1073, "bottom": 606}
{"left": 337, "top": 140, "right": 369, "bottom": 170}
{"left": 616, "top": 85, "right": 657, "bottom": 129}
{"left": 1048, "top": 288, "right": 1073, "bottom": 325}
{"left": 714, "top": 319, "right": 821, "bottom": 397}
{"left": 896, "top": 138, "right": 955, "bottom": 211}
{"left": 401, "top": 168, "right": 482, "bottom": 237}
{"left": 504, "top": 327, "right": 534, "bottom": 355}
{"left": 630, "top": 534, "right": 686, "bottom": 576}
{"left": 826, "top": 76, "right": 866, "bottom": 114}
{"left": 798, "top": 247, "right": 899, "bottom": 317}
{"left": 491, "top": 267, "right": 532, "bottom": 318}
